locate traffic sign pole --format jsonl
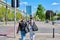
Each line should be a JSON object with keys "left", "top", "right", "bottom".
{"left": 14, "top": 0, "right": 16, "bottom": 38}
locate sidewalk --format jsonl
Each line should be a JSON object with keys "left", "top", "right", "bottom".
{"left": 0, "top": 33, "right": 60, "bottom": 40}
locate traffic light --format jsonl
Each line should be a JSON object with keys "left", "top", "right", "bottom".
{"left": 11, "top": 0, "right": 19, "bottom": 8}
{"left": 16, "top": 0, "right": 19, "bottom": 7}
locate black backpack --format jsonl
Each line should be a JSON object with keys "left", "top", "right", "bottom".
{"left": 32, "top": 22, "right": 38, "bottom": 31}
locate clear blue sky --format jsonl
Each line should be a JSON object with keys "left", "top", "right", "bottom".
{"left": 4, "top": 0, "right": 60, "bottom": 14}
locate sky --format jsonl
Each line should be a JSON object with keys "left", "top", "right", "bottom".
{"left": 4, "top": 0, "right": 60, "bottom": 14}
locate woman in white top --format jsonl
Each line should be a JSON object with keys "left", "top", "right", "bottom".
{"left": 29, "top": 15, "right": 35, "bottom": 40}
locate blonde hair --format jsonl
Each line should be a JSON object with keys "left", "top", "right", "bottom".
{"left": 20, "top": 17, "right": 25, "bottom": 22}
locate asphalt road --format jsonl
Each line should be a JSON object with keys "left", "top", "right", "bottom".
{"left": 0, "top": 21, "right": 60, "bottom": 36}
{"left": 0, "top": 21, "right": 60, "bottom": 40}
{"left": 35, "top": 21, "right": 60, "bottom": 34}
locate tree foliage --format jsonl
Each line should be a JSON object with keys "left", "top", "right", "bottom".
{"left": 46, "top": 10, "right": 56, "bottom": 20}
{"left": 0, "top": 5, "right": 23, "bottom": 21}
{"left": 36, "top": 4, "right": 45, "bottom": 21}
{"left": 34, "top": 13, "right": 39, "bottom": 21}
{"left": 57, "top": 12, "right": 60, "bottom": 18}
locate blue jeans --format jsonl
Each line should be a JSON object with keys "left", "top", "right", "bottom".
{"left": 30, "top": 26, "right": 35, "bottom": 40}
{"left": 20, "top": 31, "right": 26, "bottom": 40}
{"left": 30, "top": 32, "right": 35, "bottom": 40}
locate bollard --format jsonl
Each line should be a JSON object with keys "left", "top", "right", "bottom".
{"left": 53, "top": 28, "right": 55, "bottom": 38}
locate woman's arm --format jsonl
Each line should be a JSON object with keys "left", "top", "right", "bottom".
{"left": 16, "top": 23, "right": 20, "bottom": 34}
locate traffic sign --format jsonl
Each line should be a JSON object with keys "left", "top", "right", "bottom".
{"left": 26, "top": 5, "right": 32, "bottom": 15}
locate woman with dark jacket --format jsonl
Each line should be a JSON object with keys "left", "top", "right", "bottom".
{"left": 17, "top": 18, "right": 27, "bottom": 40}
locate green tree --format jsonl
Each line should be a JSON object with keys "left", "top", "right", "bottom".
{"left": 0, "top": 5, "right": 24, "bottom": 21}
{"left": 34, "top": 13, "right": 39, "bottom": 21}
{"left": 57, "top": 12, "right": 60, "bottom": 18}
{"left": 0, "top": 6, "right": 6, "bottom": 21}
{"left": 36, "top": 4, "right": 45, "bottom": 21}
{"left": 16, "top": 12, "right": 23, "bottom": 20}
{"left": 8, "top": 11, "right": 14, "bottom": 21}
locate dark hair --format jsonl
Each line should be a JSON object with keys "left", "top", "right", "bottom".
{"left": 30, "top": 17, "right": 32, "bottom": 19}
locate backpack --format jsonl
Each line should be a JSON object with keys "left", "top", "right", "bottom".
{"left": 32, "top": 22, "right": 38, "bottom": 31}
{"left": 28, "top": 20, "right": 38, "bottom": 31}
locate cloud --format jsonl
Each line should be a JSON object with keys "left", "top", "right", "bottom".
{"left": 20, "top": 2, "right": 28, "bottom": 5}
{"left": 52, "top": 2, "right": 60, "bottom": 6}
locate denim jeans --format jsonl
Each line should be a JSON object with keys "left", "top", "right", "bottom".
{"left": 20, "top": 31, "right": 26, "bottom": 40}
{"left": 30, "top": 26, "right": 35, "bottom": 40}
